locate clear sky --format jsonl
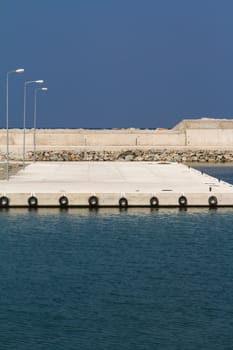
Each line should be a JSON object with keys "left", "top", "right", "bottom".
{"left": 0, "top": 0, "right": 233, "bottom": 129}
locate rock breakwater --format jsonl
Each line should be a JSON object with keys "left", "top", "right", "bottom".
{"left": 2, "top": 149, "right": 233, "bottom": 162}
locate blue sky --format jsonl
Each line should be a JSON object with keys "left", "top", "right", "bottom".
{"left": 0, "top": 0, "right": 233, "bottom": 129}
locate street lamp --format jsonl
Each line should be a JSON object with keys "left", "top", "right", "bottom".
{"left": 6, "top": 68, "right": 24, "bottom": 180}
{"left": 33, "top": 87, "right": 48, "bottom": 162}
{"left": 23, "top": 80, "right": 44, "bottom": 167}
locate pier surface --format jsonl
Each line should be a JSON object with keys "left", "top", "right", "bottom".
{"left": 0, "top": 161, "right": 233, "bottom": 207}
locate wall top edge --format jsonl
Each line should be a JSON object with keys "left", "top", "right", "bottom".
{"left": 0, "top": 128, "right": 180, "bottom": 134}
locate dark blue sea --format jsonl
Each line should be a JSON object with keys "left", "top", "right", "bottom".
{"left": 1, "top": 165, "right": 233, "bottom": 350}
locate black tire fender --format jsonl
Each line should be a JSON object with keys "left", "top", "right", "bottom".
{"left": 88, "top": 196, "right": 98, "bottom": 208}
{"left": 28, "top": 196, "right": 38, "bottom": 208}
{"left": 208, "top": 196, "right": 218, "bottom": 207}
{"left": 178, "top": 195, "right": 187, "bottom": 207}
{"left": 150, "top": 196, "right": 159, "bottom": 208}
{"left": 0, "top": 196, "right": 9, "bottom": 208}
{"left": 59, "top": 195, "right": 69, "bottom": 208}
{"left": 119, "top": 197, "right": 128, "bottom": 208}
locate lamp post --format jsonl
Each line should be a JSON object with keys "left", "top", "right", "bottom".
{"left": 6, "top": 68, "right": 24, "bottom": 180}
{"left": 33, "top": 87, "right": 48, "bottom": 162}
{"left": 23, "top": 80, "right": 44, "bottom": 167}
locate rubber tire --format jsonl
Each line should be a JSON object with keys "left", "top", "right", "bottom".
{"left": 28, "top": 196, "right": 38, "bottom": 208}
{"left": 88, "top": 196, "right": 98, "bottom": 208}
{"left": 0, "top": 196, "right": 9, "bottom": 208}
{"left": 59, "top": 195, "right": 69, "bottom": 208}
{"left": 208, "top": 196, "right": 218, "bottom": 208}
{"left": 150, "top": 196, "right": 159, "bottom": 208}
{"left": 178, "top": 195, "right": 187, "bottom": 207}
{"left": 119, "top": 197, "right": 128, "bottom": 208}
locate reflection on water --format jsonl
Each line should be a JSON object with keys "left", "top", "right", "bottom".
{"left": 2, "top": 206, "right": 233, "bottom": 219}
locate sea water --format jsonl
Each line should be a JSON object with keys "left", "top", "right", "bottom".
{"left": 0, "top": 165, "right": 233, "bottom": 350}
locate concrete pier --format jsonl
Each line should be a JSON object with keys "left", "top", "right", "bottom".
{"left": 0, "top": 161, "right": 232, "bottom": 207}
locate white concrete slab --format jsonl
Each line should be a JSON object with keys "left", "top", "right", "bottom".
{"left": 0, "top": 161, "right": 232, "bottom": 207}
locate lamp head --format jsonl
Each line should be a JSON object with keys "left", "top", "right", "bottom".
{"left": 15, "top": 69, "right": 24, "bottom": 73}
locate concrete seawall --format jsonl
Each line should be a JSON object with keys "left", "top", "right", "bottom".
{"left": 1, "top": 118, "right": 233, "bottom": 148}
{"left": 1, "top": 118, "right": 233, "bottom": 161}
